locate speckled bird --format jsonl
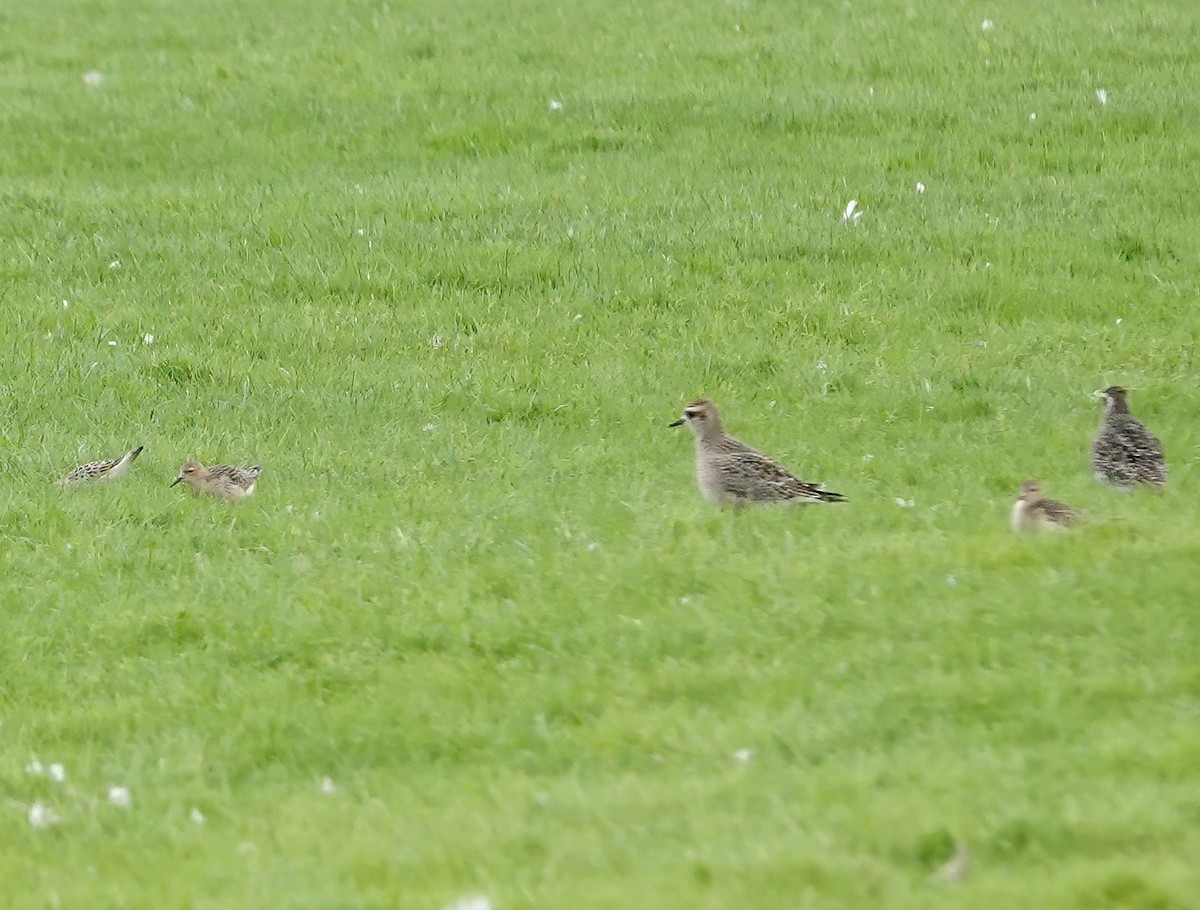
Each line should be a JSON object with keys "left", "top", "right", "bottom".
{"left": 56, "top": 446, "right": 143, "bottom": 486}
{"left": 1091, "top": 386, "right": 1166, "bottom": 488}
{"left": 670, "top": 398, "right": 845, "bottom": 507}
{"left": 172, "top": 460, "right": 261, "bottom": 501}
{"left": 1011, "top": 479, "right": 1078, "bottom": 532}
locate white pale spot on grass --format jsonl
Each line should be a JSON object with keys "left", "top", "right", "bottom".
{"left": 444, "top": 896, "right": 492, "bottom": 910}
{"left": 1115, "top": 317, "right": 1123, "bottom": 325}
{"left": 895, "top": 498, "right": 916, "bottom": 508}
{"left": 945, "top": 574, "right": 958, "bottom": 586}
{"left": 548, "top": 99, "right": 564, "bottom": 111}
{"left": 107, "top": 340, "right": 118, "bottom": 346}
{"left": 679, "top": 596, "right": 691, "bottom": 605}
{"left": 142, "top": 333, "right": 154, "bottom": 345}
{"left": 109, "top": 259, "right": 121, "bottom": 269}
{"left": 842, "top": 199, "right": 862, "bottom": 223}
{"left": 733, "top": 748, "right": 754, "bottom": 762}
{"left": 48, "top": 763, "right": 66, "bottom": 783}
{"left": 1095, "top": 88, "right": 1109, "bottom": 105}
{"left": 816, "top": 359, "right": 828, "bottom": 371}
{"left": 82, "top": 70, "right": 104, "bottom": 86}
{"left": 861, "top": 453, "right": 874, "bottom": 462}
{"left": 981, "top": 19, "right": 995, "bottom": 31}
{"left": 573, "top": 313, "right": 583, "bottom": 322}
{"left": 421, "top": 423, "right": 437, "bottom": 432}
{"left": 1028, "top": 112, "right": 1037, "bottom": 121}
{"left": 190, "top": 807, "right": 206, "bottom": 825}
{"left": 430, "top": 334, "right": 444, "bottom": 348}
{"left": 355, "top": 227, "right": 365, "bottom": 235}
{"left": 28, "top": 802, "right": 59, "bottom": 829}
{"left": 586, "top": 541, "right": 600, "bottom": 552}
{"left": 319, "top": 776, "right": 336, "bottom": 794}
{"left": 916, "top": 181, "right": 926, "bottom": 194}
{"left": 61, "top": 299, "right": 69, "bottom": 309}
{"left": 108, "top": 786, "right": 132, "bottom": 808}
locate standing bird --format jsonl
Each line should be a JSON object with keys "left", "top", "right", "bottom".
{"left": 1011, "top": 479, "right": 1078, "bottom": 532}
{"left": 670, "top": 398, "right": 845, "bottom": 506}
{"left": 1091, "top": 386, "right": 1167, "bottom": 488}
{"left": 56, "top": 446, "right": 144, "bottom": 486}
{"left": 172, "top": 460, "right": 261, "bottom": 501}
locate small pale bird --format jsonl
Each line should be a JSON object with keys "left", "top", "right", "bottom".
{"left": 1092, "top": 386, "right": 1166, "bottom": 488}
{"left": 930, "top": 842, "right": 972, "bottom": 885}
{"left": 56, "top": 446, "right": 144, "bottom": 485}
{"left": 670, "top": 398, "right": 845, "bottom": 506}
{"left": 172, "top": 460, "right": 262, "bottom": 501}
{"left": 1011, "top": 479, "right": 1078, "bottom": 532}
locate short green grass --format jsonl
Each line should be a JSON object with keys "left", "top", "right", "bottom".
{"left": 2, "top": 0, "right": 1199, "bottom": 906}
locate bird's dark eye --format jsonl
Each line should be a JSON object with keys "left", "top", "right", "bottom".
{"left": 687, "top": 411, "right": 702, "bottom": 420}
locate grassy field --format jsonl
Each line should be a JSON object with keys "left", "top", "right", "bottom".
{"left": 2, "top": 0, "right": 1199, "bottom": 906}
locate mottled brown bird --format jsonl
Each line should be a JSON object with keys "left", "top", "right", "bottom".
{"left": 1011, "top": 479, "right": 1078, "bottom": 532}
{"left": 172, "top": 460, "right": 261, "bottom": 501}
{"left": 1092, "top": 386, "right": 1166, "bottom": 488}
{"left": 56, "top": 446, "right": 143, "bottom": 486}
{"left": 670, "top": 398, "right": 845, "bottom": 506}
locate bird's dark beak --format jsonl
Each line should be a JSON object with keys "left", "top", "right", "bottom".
{"left": 170, "top": 476, "right": 183, "bottom": 487}
{"left": 669, "top": 417, "right": 685, "bottom": 427}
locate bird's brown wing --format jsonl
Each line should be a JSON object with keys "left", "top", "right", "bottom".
{"left": 723, "top": 452, "right": 841, "bottom": 503}
{"left": 1033, "top": 497, "right": 1078, "bottom": 526}
{"left": 59, "top": 456, "right": 120, "bottom": 484}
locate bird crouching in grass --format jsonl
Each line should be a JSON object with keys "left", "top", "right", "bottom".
{"left": 172, "top": 460, "right": 261, "bottom": 501}
{"left": 1011, "top": 479, "right": 1078, "bottom": 532}
{"left": 56, "top": 446, "right": 144, "bottom": 486}
{"left": 670, "top": 398, "right": 845, "bottom": 507}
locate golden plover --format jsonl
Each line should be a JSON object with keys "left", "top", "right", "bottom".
{"left": 1011, "top": 479, "right": 1078, "bottom": 532}
{"left": 172, "top": 460, "right": 261, "bottom": 501}
{"left": 56, "top": 445, "right": 143, "bottom": 486}
{"left": 1092, "top": 386, "right": 1166, "bottom": 488}
{"left": 670, "top": 398, "right": 845, "bottom": 506}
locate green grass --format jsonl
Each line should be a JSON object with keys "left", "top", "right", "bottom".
{"left": 2, "top": 0, "right": 1200, "bottom": 905}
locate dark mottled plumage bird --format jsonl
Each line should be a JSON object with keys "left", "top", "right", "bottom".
{"left": 1091, "top": 386, "right": 1166, "bottom": 488}
{"left": 56, "top": 446, "right": 143, "bottom": 485}
{"left": 1011, "top": 479, "right": 1078, "bottom": 532}
{"left": 670, "top": 398, "right": 845, "bottom": 506}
